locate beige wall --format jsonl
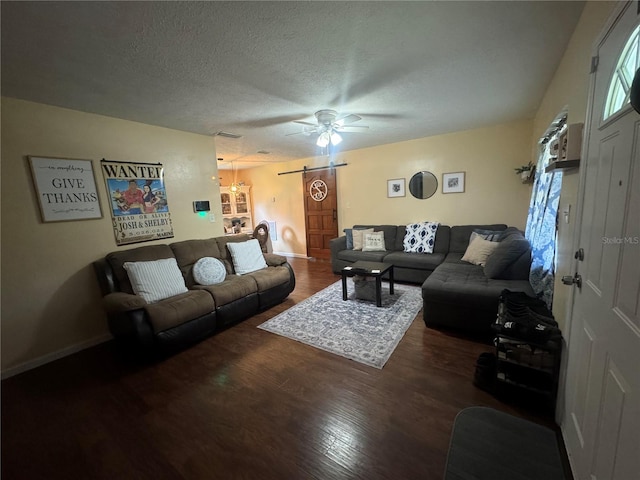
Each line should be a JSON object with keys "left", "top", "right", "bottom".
{"left": 1, "top": 1, "right": 617, "bottom": 375}
{"left": 531, "top": 1, "right": 617, "bottom": 329}
{"left": 243, "top": 160, "right": 308, "bottom": 256}
{"left": 1, "top": 97, "right": 223, "bottom": 375}
{"left": 245, "top": 119, "right": 534, "bottom": 256}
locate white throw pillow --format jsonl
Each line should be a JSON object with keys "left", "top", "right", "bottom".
{"left": 461, "top": 236, "right": 500, "bottom": 266}
{"left": 403, "top": 222, "right": 439, "bottom": 253}
{"left": 123, "top": 257, "right": 188, "bottom": 304}
{"left": 226, "top": 239, "right": 268, "bottom": 275}
{"left": 352, "top": 228, "right": 374, "bottom": 250}
{"left": 362, "top": 231, "right": 386, "bottom": 252}
{"left": 193, "top": 257, "right": 226, "bottom": 285}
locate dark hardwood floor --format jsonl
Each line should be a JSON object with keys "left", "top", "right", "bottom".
{"left": 2, "top": 257, "right": 559, "bottom": 480}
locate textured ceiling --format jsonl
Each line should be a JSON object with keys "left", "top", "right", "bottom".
{"left": 1, "top": 1, "right": 585, "bottom": 169}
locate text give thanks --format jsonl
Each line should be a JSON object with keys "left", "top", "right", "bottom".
{"left": 28, "top": 156, "right": 103, "bottom": 222}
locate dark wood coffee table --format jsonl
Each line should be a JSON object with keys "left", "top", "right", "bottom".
{"left": 341, "top": 261, "right": 394, "bottom": 307}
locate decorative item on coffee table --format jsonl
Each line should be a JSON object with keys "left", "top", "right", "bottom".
{"left": 341, "top": 261, "right": 394, "bottom": 307}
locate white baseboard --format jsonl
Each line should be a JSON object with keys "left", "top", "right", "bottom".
{"left": 1, "top": 333, "right": 112, "bottom": 380}
{"left": 273, "top": 251, "right": 310, "bottom": 259}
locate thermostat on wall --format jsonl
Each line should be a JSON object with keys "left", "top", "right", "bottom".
{"left": 193, "top": 201, "right": 211, "bottom": 212}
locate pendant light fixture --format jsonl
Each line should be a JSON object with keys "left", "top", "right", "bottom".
{"left": 229, "top": 160, "right": 240, "bottom": 195}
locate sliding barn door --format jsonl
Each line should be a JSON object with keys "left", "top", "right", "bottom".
{"left": 303, "top": 169, "right": 338, "bottom": 259}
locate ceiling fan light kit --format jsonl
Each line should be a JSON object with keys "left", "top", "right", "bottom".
{"left": 316, "top": 132, "right": 330, "bottom": 148}
{"left": 316, "top": 130, "right": 343, "bottom": 147}
{"left": 290, "top": 109, "right": 368, "bottom": 148}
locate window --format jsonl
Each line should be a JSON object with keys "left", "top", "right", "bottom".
{"left": 603, "top": 25, "right": 640, "bottom": 120}
{"left": 525, "top": 112, "right": 566, "bottom": 308}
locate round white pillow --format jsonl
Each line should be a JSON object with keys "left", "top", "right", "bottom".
{"left": 193, "top": 257, "right": 226, "bottom": 285}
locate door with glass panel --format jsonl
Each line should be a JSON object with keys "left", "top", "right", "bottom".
{"left": 562, "top": 3, "right": 640, "bottom": 479}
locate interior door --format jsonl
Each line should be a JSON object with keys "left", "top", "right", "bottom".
{"left": 562, "top": 3, "right": 640, "bottom": 479}
{"left": 303, "top": 168, "right": 338, "bottom": 259}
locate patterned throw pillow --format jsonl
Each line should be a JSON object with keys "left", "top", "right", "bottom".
{"left": 123, "top": 258, "right": 188, "bottom": 304}
{"left": 352, "top": 228, "right": 374, "bottom": 251}
{"left": 403, "top": 222, "right": 439, "bottom": 253}
{"left": 193, "top": 257, "right": 226, "bottom": 285}
{"left": 227, "top": 239, "right": 268, "bottom": 275}
{"left": 362, "top": 231, "right": 386, "bottom": 252}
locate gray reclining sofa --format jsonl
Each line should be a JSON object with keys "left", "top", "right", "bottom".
{"left": 330, "top": 224, "right": 535, "bottom": 335}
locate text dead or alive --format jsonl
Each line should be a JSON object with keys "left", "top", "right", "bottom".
{"left": 602, "top": 236, "right": 639, "bottom": 244}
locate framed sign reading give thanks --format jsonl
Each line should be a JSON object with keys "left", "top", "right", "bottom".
{"left": 28, "top": 156, "right": 103, "bottom": 222}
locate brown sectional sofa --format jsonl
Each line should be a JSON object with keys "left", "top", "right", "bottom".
{"left": 94, "top": 233, "right": 295, "bottom": 353}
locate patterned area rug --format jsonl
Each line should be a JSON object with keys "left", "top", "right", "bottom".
{"left": 258, "top": 280, "right": 423, "bottom": 369}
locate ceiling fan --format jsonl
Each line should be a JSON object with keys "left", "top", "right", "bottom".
{"left": 286, "top": 109, "right": 369, "bottom": 147}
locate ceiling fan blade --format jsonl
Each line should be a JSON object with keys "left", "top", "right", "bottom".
{"left": 335, "top": 125, "right": 369, "bottom": 132}
{"left": 334, "top": 114, "right": 362, "bottom": 126}
{"left": 225, "top": 114, "right": 310, "bottom": 129}
{"left": 293, "top": 120, "right": 318, "bottom": 127}
{"left": 287, "top": 124, "right": 318, "bottom": 136}
{"left": 357, "top": 113, "right": 404, "bottom": 120}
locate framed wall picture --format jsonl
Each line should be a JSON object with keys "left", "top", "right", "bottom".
{"left": 28, "top": 156, "right": 103, "bottom": 222}
{"left": 101, "top": 159, "right": 174, "bottom": 246}
{"left": 442, "top": 172, "right": 465, "bottom": 194}
{"left": 387, "top": 178, "right": 406, "bottom": 198}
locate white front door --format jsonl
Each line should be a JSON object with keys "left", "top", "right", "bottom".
{"left": 562, "top": 3, "right": 640, "bottom": 479}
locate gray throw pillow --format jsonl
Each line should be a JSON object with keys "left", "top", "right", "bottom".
{"left": 472, "top": 228, "right": 503, "bottom": 241}
{"left": 344, "top": 228, "right": 354, "bottom": 249}
{"left": 344, "top": 227, "right": 371, "bottom": 250}
{"left": 484, "top": 236, "right": 531, "bottom": 279}
{"left": 498, "top": 227, "right": 525, "bottom": 242}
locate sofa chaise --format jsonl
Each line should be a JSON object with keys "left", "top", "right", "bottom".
{"left": 94, "top": 233, "right": 295, "bottom": 353}
{"left": 329, "top": 224, "right": 535, "bottom": 335}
